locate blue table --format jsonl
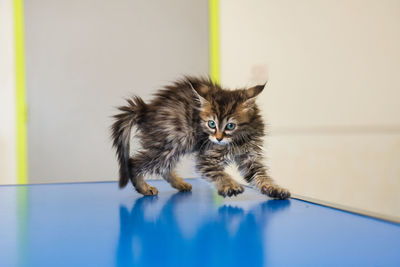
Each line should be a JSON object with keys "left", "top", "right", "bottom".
{"left": 1, "top": 179, "right": 399, "bottom": 267}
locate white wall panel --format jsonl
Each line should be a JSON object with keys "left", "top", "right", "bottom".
{"left": 0, "top": 0, "right": 17, "bottom": 184}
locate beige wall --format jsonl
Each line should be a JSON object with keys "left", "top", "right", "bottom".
{"left": 0, "top": 0, "right": 17, "bottom": 185}
{"left": 221, "top": 0, "right": 400, "bottom": 218}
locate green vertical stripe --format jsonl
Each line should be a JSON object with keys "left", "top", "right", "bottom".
{"left": 14, "top": 0, "right": 28, "bottom": 184}
{"left": 209, "top": 0, "right": 220, "bottom": 83}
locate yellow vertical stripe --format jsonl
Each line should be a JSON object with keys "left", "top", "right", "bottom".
{"left": 14, "top": 1, "right": 29, "bottom": 261}
{"left": 209, "top": 0, "right": 220, "bottom": 83}
{"left": 14, "top": 0, "right": 28, "bottom": 184}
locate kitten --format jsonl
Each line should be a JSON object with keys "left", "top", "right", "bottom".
{"left": 111, "top": 76, "right": 290, "bottom": 199}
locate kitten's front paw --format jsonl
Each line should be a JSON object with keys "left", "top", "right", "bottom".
{"left": 261, "top": 184, "right": 290, "bottom": 199}
{"left": 217, "top": 181, "right": 244, "bottom": 197}
{"left": 173, "top": 181, "right": 192, "bottom": 192}
{"left": 137, "top": 184, "right": 159, "bottom": 196}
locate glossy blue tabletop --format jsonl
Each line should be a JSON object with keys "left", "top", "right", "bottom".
{"left": 0, "top": 179, "right": 399, "bottom": 267}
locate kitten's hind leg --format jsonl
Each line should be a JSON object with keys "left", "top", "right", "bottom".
{"left": 164, "top": 170, "right": 192, "bottom": 192}
{"left": 129, "top": 153, "right": 159, "bottom": 196}
{"left": 131, "top": 173, "right": 159, "bottom": 196}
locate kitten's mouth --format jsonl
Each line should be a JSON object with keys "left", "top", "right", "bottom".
{"left": 209, "top": 136, "right": 231, "bottom": 145}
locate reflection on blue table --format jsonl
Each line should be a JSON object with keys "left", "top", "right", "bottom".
{"left": 117, "top": 192, "right": 290, "bottom": 266}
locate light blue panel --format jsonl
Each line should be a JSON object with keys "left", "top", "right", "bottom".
{"left": 24, "top": 0, "right": 209, "bottom": 183}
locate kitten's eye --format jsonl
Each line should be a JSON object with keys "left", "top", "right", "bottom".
{"left": 226, "top": 123, "right": 236, "bottom": 130}
{"left": 208, "top": 120, "right": 216, "bottom": 129}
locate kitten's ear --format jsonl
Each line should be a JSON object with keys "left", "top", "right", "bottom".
{"left": 245, "top": 83, "right": 266, "bottom": 99}
{"left": 188, "top": 82, "right": 210, "bottom": 106}
{"left": 243, "top": 83, "right": 266, "bottom": 110}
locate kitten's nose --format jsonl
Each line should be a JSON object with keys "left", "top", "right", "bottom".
{"left": 215, "top": 132, "right": 223, "bottom": 142}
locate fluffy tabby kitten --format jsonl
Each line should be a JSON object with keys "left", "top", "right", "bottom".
{"left": 111, "top": 76, "right": 290, "bottom": 199}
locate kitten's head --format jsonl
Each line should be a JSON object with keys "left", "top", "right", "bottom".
{"left": 190, "top": 79, "right": 265, "bottom": 146}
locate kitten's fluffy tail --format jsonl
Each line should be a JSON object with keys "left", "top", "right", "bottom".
{"left": 111, "top": 96, "right": 146, "bottom": 188}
